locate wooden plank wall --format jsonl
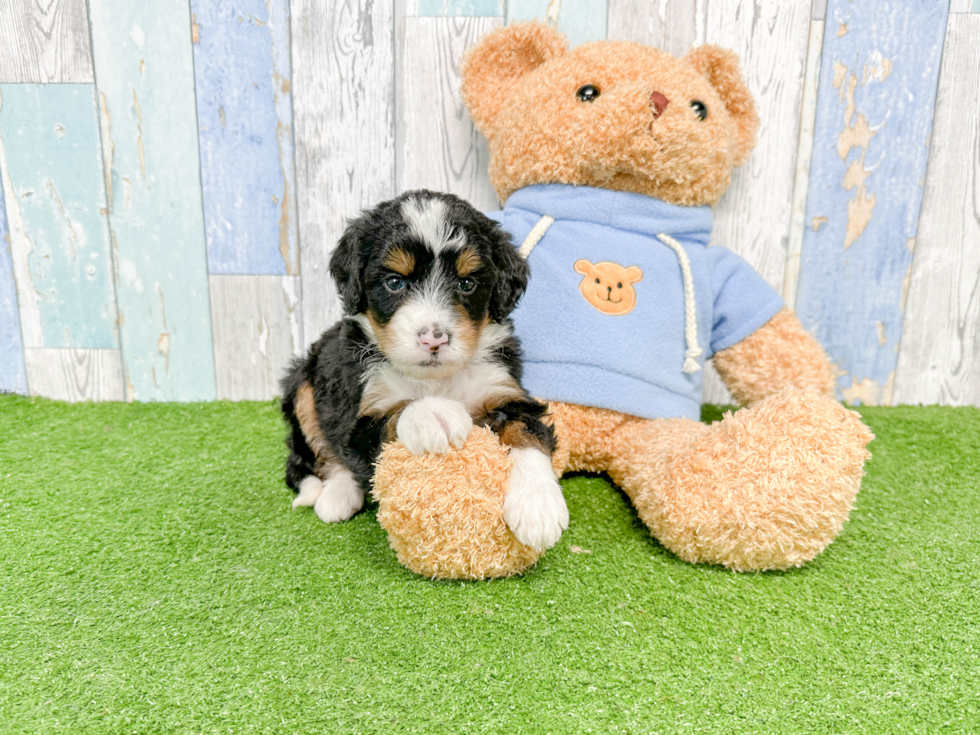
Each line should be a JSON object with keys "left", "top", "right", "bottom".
{"left": 0, "top": 0, "right": 977, "bottom": 407}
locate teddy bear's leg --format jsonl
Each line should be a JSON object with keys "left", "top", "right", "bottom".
{"left": 599, "top": 388, "right": 873, "bottom": 572}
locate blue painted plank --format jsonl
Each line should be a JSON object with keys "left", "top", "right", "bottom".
{"left": 795, "top": 0, "right": 949, "bottom": 405}
{"left": 0, "top": 174, "right": 27, "bottom": 394}
{"left": 88, "top": 0, "right": 216, "bottom": 401}
{"left": 418, "top": 0, "right": 504, "bottom": 15}
{"left": 0, "top": 84, "right": 117, "bottom": 350}
{"left": 506, "top": 0, "right": 607, "bottom": 47}
{"left": 190, "top": 0, "right": 299, "bottom": 276}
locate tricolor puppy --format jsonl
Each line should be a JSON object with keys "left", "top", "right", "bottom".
{"left": 280, "top": 190, "right": 569, "bottom": 551}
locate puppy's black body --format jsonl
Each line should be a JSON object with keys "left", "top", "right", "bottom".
{"left": 280, "top": 191, "right": 558, "bottom": 523}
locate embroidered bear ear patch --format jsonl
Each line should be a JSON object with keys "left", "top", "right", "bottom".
{"left": 573, "top": 259, "right": 643, "bottom": 315}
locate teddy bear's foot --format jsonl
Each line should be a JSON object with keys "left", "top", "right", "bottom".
{"left": 622, "top": 388, "right": 873, "bottom": 572}
{"left": 503, "top": 447, "right": 569, "bottom": 551}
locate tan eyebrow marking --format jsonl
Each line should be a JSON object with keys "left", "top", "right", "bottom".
{"left": 455, "top": 248, "right": 481, "bottom": 276}
{"left": 383, "top": 248, "right": 415, "bottom": 276}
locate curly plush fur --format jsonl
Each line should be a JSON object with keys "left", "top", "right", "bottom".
{"left": 371, "top": 22, "right": 873, "bottom": 577}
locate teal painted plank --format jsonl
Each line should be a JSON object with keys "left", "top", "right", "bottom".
{"left": 418, "top": 0, "right": 504, "bottom": 15}
{"left": 88, "top": 0, "right": 216, "bottom": 401}
{"left": 0, "top": 84, "right": 117, "bottom": 350}
{"left": 0, "top": 170, "right": 27, "bottom": 393}
{"left": 795, "top": 0, "right": 949, "bottom": 405}
{"left": 190, "top": 0, "right": 299, "bottom": 276}
{"left": 506, "top": 0, "right": 607, "bottom": 47}
{"left": 973, "top": 0, "right": 980, "bottom": 13}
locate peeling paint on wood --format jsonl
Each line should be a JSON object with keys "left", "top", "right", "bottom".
{"left": 0, "top": 84, "right": 117, "bottom": 351}
{"left": 0, "top": 174, "right": 27, "bottom": 393}
{"left": 399, "top": 17, "right": 501, "bottom": 211}
{"left": 795, "top": 0, "right": 948, "bottom": 406}
{"left": 191, "top": 0, "right": 299, "bottom": 276}
{"left": 414, "top": 0, "right": 504, "bottom": 15}
{"left": 507, "top": 0, "right": 607, "bottom": 47}
{"left": 88, "top": 0, "right": 216, "bottom": 401}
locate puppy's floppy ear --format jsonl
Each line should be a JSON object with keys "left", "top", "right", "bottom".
{"left": 486, "top": 225, "right": 529, "bottom": 321}
{"left": 460, "top": 21, "right": 567, "bottom": 137}
{"left": 684, "top": 45, "right": 759, "bottom": 166}
{"left": 329, "top": 221, "right": 366, "bottom": 315}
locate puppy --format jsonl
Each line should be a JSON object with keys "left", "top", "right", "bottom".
{"left": 280, "top": 190, "right": 569, "bottom": 551}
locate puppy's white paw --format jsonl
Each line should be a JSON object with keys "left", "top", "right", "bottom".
{"left": 503, "top": 447, "right": 569, "bottom": 551}
{"left": 292, "top": 475, "right": 324, "bottom": 509}
{"left": 314, "top": 468, "right": 364, "bottom": 523}
{"left": 396, "top": 396, "right": 473, "bottom": 455}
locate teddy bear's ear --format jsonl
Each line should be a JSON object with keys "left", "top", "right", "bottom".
{"left": 684, "top": 45, "right": 759, "bottom": 166}
{"left": 460, "top": 21, "right": 567, "bottom": 135}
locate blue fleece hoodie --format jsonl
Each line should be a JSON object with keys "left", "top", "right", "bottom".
{"left": 487, "top": 184, "right": 784, "bottom": 421}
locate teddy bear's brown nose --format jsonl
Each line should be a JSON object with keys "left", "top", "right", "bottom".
{"left": 650, "top": 91, "right": 669, "bottom": 119}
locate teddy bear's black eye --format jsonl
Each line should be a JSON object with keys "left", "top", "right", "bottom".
{"left": 690, "top": 100, "right": 708, "bottom": 121}
{"left": 617, "top": 283, "right": 622, "bottom": 289}
{"left": 576, "top": 84, "right": 600, "bottom": 102}
{"left": 594, "top": 277, "right": 600, "bottom": 284}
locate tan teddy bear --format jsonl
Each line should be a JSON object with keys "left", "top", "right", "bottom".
{"left": 371, "top": 22, "right": 873, "bottom": 579}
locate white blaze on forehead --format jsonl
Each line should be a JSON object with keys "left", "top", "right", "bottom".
{"left": 401, "top": 196, "right": 465, "bottom": 253}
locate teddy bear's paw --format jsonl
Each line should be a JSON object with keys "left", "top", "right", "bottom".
{"left": 396, "top": 396, "right": 474, "bottom": 455}
{"left": 503, "top": 447, "right": 570, "bottom": 551}
{"left": 313, "top": 468, "right": 364, "bottom": 523}
{"left": 292, "top": 475, "right": 324, "bottom": 509}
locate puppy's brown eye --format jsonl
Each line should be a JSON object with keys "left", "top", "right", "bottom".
{"left": 384, "top": 276, "right": 406, "bottom": 292}
{"left": 690, "top": 100, "right": 707, "bottom": 121}
{"left": 576, "top": 84, "right": 600, "bottom": 102}
{"left": 457, "top": 277, "right": 476, "bottom": 294}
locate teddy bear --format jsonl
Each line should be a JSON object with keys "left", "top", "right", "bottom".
{"left": 370, "top": 21, "right": 873, "bottom": 579}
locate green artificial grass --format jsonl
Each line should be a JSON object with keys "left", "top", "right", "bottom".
{"left": 1, "top": 395, "right": 978, "bottom": 734}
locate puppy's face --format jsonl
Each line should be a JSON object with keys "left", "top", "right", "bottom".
{"left": 330, "top": 192, "right": 528, "bottom": 377}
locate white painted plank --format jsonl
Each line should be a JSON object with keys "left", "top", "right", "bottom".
{"left": 399, "top": 16, "right": 502, "bottom": 211}
{"left": 700, "top": 0, "right": 811, "bottom": 405}
{"left": 24, "top": 348, "right": 124, "bottom": 401}
{"left": 893, "top": 14, "right": 980, "bottom": 406}
{"left": 783, "top": 20, "right": 825, "bottom": 309}
{"left": 949, "top": 0, "right": 970, "bottom": 13}
{"left": 606, "top": 0, "right": 698, "bottom": 56}
{"left": 704, "top": 0, "right": 811, "bottom": 295}
{"left": 209, "top": 275, "right": 303, "bottom": 401}
{"left": 291, "top": 0, "right": 395, "bottom": 348}
{"left": 0, "top": 0, "right": 94, "bottom": 83}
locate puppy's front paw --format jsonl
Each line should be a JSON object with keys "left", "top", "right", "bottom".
{"left": 314, "top": 468, "right": 364, "bottom": 523}
{"left": 503, "top": 447, "right": 569, "bottom": 551}
{"left": 292, "top": 475, "right": 324, "bottom": 509}
{"left": 396, "top": 397, "right": 473, "bottom": 455}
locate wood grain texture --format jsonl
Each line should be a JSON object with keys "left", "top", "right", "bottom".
{"left": 794, "top": 0, "right": 948, "bottom": 406}
{"left": 399, "top": 16, "right": 502, "bottom": 211}
{"left": 191, "top": 0, "right": 299, "bottom": 276}
{"left": 0, "top": 175, "right": 27, "bottom": 394}
{"left": 606, "top": 0, "right": 698, "bottom": 55}
{"left": 209, "top": 275, "right": 303, "bottom": 400}
{"left": 0, "top": 0, "right": 93, "bottom": 83}
{"left": 0, "top": 84, "right": 117, "bottom": 351}
{"left": 291, "top": 0, "right": 395, "bottom": 349}
{"left": 893, "top": 15, "right": 980, "bottom": 406}
{"left": 506, "top": 0, "right": 608, "bottom": 47}
{"left": 24, "top": 347, "right": 124, "bottom": 401}
{"left": 783, "top": 19, "right": 825, "bottom": 309}
{"left": 89, "top": 0, "right": 216, "bottom": 401}
{"left": 699, "top": 1, "right": 811, "bottom": 404}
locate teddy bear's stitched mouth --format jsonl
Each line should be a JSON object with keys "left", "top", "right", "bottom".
{"left": 596, "top": 292, "right": 623, "bottom": 304}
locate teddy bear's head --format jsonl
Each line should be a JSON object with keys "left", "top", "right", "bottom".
{"left": 461, "top": 22, "right": 759, "bottom": 207}
{"left": 573, "top": 259, "right": 643, "bottom": 315}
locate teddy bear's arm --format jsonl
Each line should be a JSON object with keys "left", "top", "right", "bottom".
{"left": 712, "top": 307, "right": 836, "bottom": 406}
